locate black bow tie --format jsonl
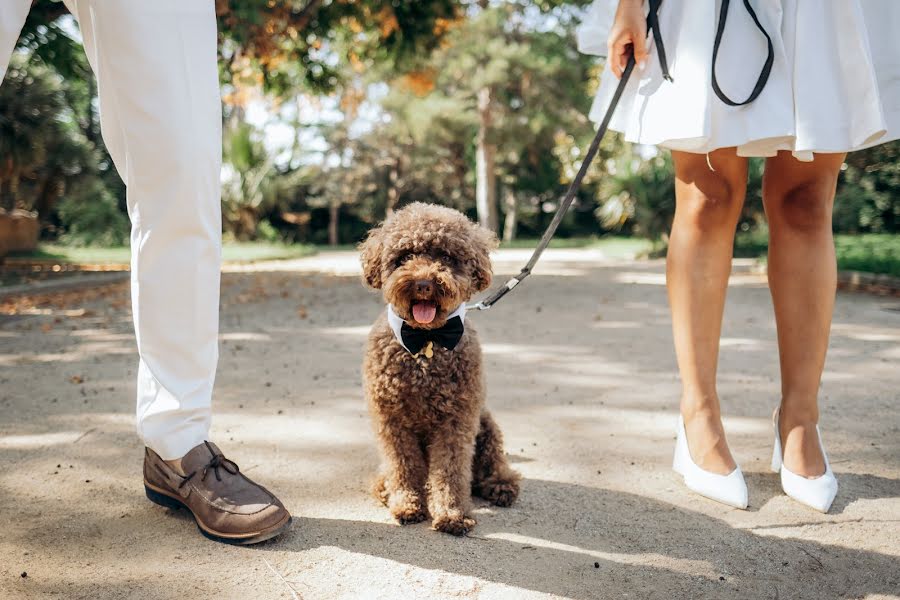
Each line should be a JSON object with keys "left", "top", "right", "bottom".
{"left": 400, "top": 315, "right": 465, "bottom": 354}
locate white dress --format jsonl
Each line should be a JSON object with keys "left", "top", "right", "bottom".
{"left": 578, "top": 0, "right": 900, "bottom": 161}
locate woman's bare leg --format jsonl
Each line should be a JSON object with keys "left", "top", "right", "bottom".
{"left": 762, "top": 151, "right": 845, "bottom": 477}
{"left": 669, "top": 149, "right": 748, "bottom": 474}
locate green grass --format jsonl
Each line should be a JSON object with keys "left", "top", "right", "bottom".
{"left": 735, "top": 232, "right": 900, "bottom": 278}
{"left": 500, "top": 235, "right": 654, "bottom": 258}
{"left": 291, "top": 236, "right": 654, "bottom": 258}
{"left": 221, "top": 242, "right": 316, "bottom": 263}
{"left": 834, "top": 234, "right": 900, "bottom": 278}
{"left": 499, "top": 237, "right": 595, "bottom": 249}
{"left": 9, "top": 242, "right": 316, "bottom": 265}
{"left": 12, "top": 237, "right": 649, "bottom": 264}
{"left": 15, "top": 234, "right": 896, "bottom": 276}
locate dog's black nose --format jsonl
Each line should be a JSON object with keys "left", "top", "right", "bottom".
{"left": 414, "top": 280, "right": 434, "bottom": 296}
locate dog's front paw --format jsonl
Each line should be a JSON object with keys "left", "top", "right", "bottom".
{"left": 372, "top": 474, "right": 390, "bottom": 506}
{"left": 392, "top": 504, "right": 428, "bottom": 525}
{"left": 475, "top": 477, "right": 520, "bottom": 507}
{"left": 432, "top": 512, "right": 476, "bottom": 536}
{"left": 388, "top": 491, "right": 428, "bottom": 525}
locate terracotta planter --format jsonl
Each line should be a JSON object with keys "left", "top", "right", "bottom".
{"left": 0, "top": 209, "right": 39, "bottom": 253}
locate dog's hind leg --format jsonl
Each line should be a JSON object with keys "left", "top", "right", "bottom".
{"left": 471, "top": 410, "right": 521, "bottom": 507}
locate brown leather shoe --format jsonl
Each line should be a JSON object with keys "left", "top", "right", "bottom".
{"left": 143, "top": 441, "right": 292, "bottom": 545}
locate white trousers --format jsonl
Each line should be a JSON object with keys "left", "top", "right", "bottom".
{"left": 1, "top": 0, "right": 222, "bottom": 459}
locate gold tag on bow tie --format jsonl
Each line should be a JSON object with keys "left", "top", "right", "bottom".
{"left": 423, "top": 341, "right": 434, "bottom": 359}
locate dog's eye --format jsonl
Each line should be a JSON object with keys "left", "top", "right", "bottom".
{"left": 437, "top": 252, "right": 455, "bottom": 265}
{"left": 394, "top": 254, "right": 412, "bottom": 268}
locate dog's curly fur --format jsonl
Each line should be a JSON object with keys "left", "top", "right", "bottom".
{"left": 359, "top": 203, "right": 521, "bottom": 536}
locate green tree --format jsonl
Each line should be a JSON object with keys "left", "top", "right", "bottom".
{"left": 11, "top": 0, "right": 469, "bottom": 244}
{"left": 11, "top": 2, "right": 125, "bottom": 240}
{"left": 367, "top": 2, "right": 607, "bottom": 240}
{"left": 216, "top": 0, "right": 462, "bottom": 97}
{"left": 0, "top": 54, "right": 102, "bottom": 217}
{"left": 835, "top": 141, "right": 900, "bottom": 233}
{"left": 0, "top": 56, "right": 58, "bottom": 211}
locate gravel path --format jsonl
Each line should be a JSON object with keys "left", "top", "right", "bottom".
{"left": 1, "top": 249, "right": 898, "bottom": 600}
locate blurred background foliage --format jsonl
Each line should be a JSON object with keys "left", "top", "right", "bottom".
{"left": 2, "top": 0, "right": 897, "bottom": 266}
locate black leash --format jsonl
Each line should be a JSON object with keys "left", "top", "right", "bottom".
{"left": 469, "top": 4, "right": 659, "bottom": 311}
{"left": 468, "top": 55, "right": 635, "bottom": 311}
{"left": 469, "top": 0, "right": 772, "bottom": 311}
{"left": 712, "top": 0, "right": 774, "bottom": 106}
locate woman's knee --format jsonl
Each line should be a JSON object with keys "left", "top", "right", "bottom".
{"left": 674, "top": 161, "right": 745, "bottom": 232}
{"left": 767, "top": 178, "right": 835, "bottom": 234}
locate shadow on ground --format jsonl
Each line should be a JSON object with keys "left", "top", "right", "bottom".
{"left": 2, "top": 254, "right": 899, "bottom": 599}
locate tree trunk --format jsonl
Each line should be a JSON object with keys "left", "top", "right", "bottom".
{"left": 0, "top": 179, "right": 13, "bottom": 213}
{"left": 32, "top": 172, "right": 57, "bottom": 223}
{"left": 0, "top": 158, "right": 15, "bottom": 212}
{"left": 1, "top": 172, "right": 20, "bottom": 213}
{"left": 328, "top": 201, "right": 339, "bottom": 246}
{"left": 502, "top": 187, "right": 517, "bottom": 243}
{"left": 386, "top": 159, "right": 400, "bottom": 218}
{"left": 476, "top": 86, "right": 498, "bottom": 233}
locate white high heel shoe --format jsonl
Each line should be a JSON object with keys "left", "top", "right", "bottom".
{"left": 771, "top": 408, "right": 838, "bottom": 513}
{"left": 673, "top": 416, "right": 748, "bottom": 509}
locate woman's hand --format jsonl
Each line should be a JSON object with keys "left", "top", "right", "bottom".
{"left": 607, "top": 0, "right": 648, "bottom": 78}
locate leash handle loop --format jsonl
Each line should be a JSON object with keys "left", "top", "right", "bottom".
{"left": 711, "top": 0, "right": 774, "bottom": 106}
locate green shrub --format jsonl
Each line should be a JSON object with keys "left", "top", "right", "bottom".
{"left": 56, "top": 181, "right": 129, "bottom": 247}
{"left": 254, "top": 219, "right": 282, "bottom": 243}
{"left": 597, "top": 150, "right": 675, "bottom": 240}
{"left": 834, "top": 234, "right": 900, "bottom": 277}
{"left": 834, "top": 142, "right": 900, "bottom": 233}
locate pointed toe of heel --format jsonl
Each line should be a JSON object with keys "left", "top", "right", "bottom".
{"left": 673, "top": 417, "right": 749, "bottom": 510}
{"left": 772, "top": 408, "right": 839, "bottom": 513}
{"left": 779, "top": 467, "right": 838, "bottom": 513}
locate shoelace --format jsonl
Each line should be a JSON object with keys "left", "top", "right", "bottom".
{"left": 177, "top": 441, "right": 241, "bottom": 489}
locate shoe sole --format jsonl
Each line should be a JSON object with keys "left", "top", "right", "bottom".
{"left": 144, "top": 482, "right": 293, "bottom": 545}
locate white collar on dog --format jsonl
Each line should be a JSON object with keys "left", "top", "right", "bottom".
{"left": 387, "top": 303, "right": 467, "bottom": 354}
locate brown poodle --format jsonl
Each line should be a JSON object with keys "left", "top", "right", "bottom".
{"left": 359, "top": 202, "right": 521, "bottom": 536}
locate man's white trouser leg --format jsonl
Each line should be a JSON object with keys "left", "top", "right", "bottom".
{"left": 1, "top": 1, "right": 222, "bottom": 460}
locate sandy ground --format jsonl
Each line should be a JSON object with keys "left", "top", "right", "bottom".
{"left": 1, "top": 249, "right": 898, "bottom": 600}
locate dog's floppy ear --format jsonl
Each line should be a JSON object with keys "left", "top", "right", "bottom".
{"left": 470, "top": 223, "right": 499, "bottom": 292}
{"left": 358, "top": 225, "right": 385, "bottom": 289}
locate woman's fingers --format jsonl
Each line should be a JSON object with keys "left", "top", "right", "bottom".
{"left": 608, "top": 34, "right": 642, "bottom": 79}
{"left": 608, "top": 37, "right": 624, "bottom": 78}
{"left": 631, "top": 29, "right": 649, "bottom": 68}
{"left": 607, "top": 0, "right": 649, "bottom": 78}
{"left": 608, "top": 34, "right": 632, "bottom": 78}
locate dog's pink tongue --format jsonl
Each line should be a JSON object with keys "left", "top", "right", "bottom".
{"left": 412, "top": 302, "right": 437, "bottom": 324}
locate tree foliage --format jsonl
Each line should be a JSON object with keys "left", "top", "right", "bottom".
{"left": 835, "top": 141, "right": 900, "bottom": 233}
{"left": 0, "top": 54, "right": 107, "bottom": 226}
{"left": 217, "top": 0, "right": 462, "bottom": 97}
{"left": 5, "top": 0, "right": 898, "bottom": 249}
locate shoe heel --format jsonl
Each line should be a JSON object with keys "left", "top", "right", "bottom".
{"left": 771, "top": 432, "right": 783, "bottom": 473}
{"left": 145, "top": 485, "right": 184, "bottom": 510}
{"left": 771, "top": 406, "right": 784, "bottom": 473}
